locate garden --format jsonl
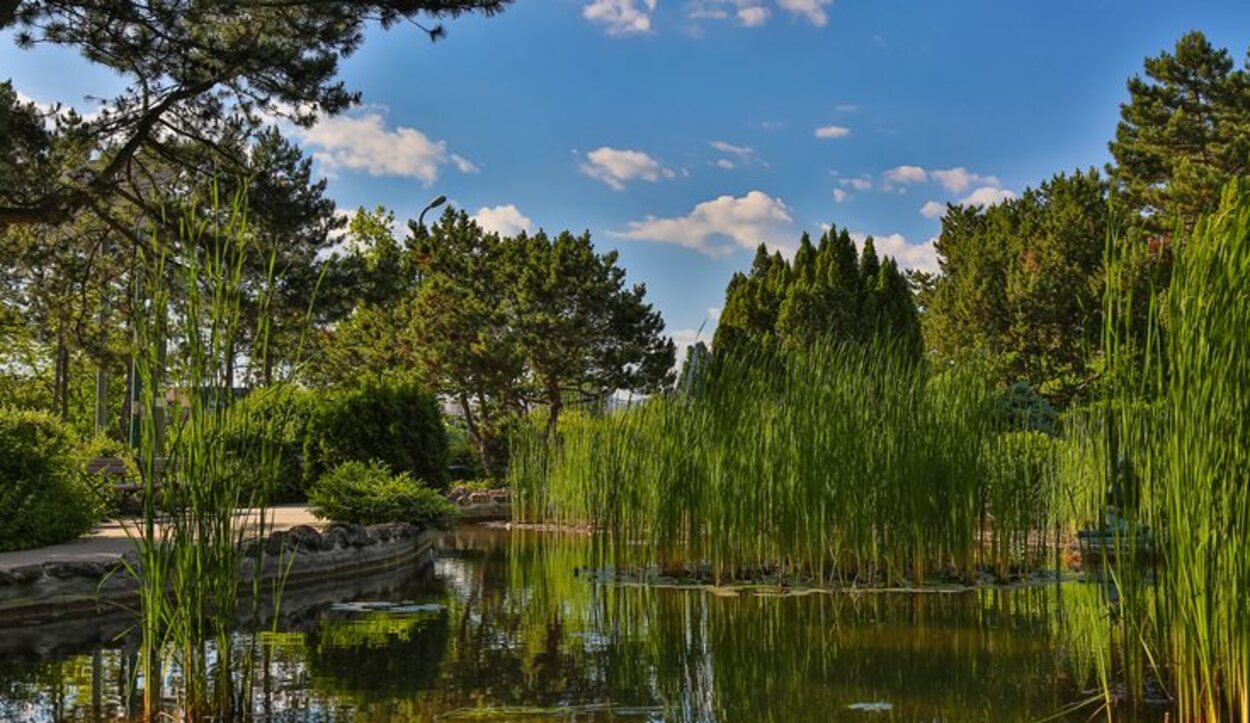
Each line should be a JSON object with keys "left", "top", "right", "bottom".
{"left": 1, "top": 2, "right": 1248, "bottom": 721}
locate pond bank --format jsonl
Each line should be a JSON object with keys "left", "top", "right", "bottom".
{"left": 0, "top": 507, "right": 437, "bottom": 627}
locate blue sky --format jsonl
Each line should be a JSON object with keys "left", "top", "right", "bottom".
{"left": 4, "top": 0, "right": 1250, "bottom": 352}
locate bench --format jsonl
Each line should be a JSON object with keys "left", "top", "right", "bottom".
{"left": 85, "top": 457, "right": 164, "bottom": 510}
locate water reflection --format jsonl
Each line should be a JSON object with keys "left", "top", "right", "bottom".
{"left": 0, "top": 525, "right": 1163, "bottom": 721}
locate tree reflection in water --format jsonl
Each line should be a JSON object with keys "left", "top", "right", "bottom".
{"left": 0, "top": 526, "right": 1163, "bottom": 722}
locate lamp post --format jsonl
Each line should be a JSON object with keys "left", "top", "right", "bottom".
{"left": 417, "top": 194, "right": 447, "bottom": 233}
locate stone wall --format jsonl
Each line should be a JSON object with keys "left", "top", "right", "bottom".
{"left": 448, "top": 487, "right": 512, "bottom": 522}
{"left": 0, "top": 523, "right": 435, "bottom": 627}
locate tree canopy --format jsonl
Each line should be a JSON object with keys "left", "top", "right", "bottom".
{"left": 713, "top": 226, "right": 921, "bottom": 360}
{"left": 0, "top": 0, "right": 511, "bottom": 229}
{"left": 1110, "top": 31, "right": 1250, "bottom": 233}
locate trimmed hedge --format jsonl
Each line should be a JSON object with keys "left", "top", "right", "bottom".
{"left": 309, "top": 461, "right": 455, "bottom": 528}
{"left": 0, "top": 409, "right": 105, "bottom": 551}
{"left": 305, "top": 380, "right": 449, "bottom": 492}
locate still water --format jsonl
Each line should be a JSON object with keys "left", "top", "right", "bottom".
{"left": 0, "top": 526, "right": 1162, "bottom": 721}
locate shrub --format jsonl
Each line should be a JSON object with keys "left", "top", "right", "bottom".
{"left": 0, "top": 408, "right": 106, "bottom": 551}
{"left": 444, "top": 420, "right": 483, "bottom": 481}
{"left": 223, "top": 387, "right": 317, "bottom": 502}
{"left": 305, "top": 380, "right": 449, "bottom": 491}
{"left": 995, "top": 381, "right": 1058, "bottom": 435}
{"left": 309, "top": 460, "right": 455, "bottom": 528}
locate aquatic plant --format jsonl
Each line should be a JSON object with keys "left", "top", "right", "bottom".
{"left": 1095, "top": 181, "right": 1250, "bottom": 720}
{"left": 512, "top": 341, "right": 1080, "bottom": 585}
{"left": 125, "top": 187, "right": 312, "bottom": 720}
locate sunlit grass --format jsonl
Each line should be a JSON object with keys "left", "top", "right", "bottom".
{"left": 512, "top": 342, "right": 1087, "bottom": 586}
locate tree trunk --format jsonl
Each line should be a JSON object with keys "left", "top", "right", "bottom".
{"left": 53, "top": 329, "right": 71, "bottom": 421}
{"left": 544, "top": 379, "right": 562, "bottom": 444}
{"left": 458, "top": 392, "right": 495, "bottom": 478}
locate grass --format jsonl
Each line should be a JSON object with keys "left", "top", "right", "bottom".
{"left": 512, "top": 341, "right": 1085, "bottom": 586}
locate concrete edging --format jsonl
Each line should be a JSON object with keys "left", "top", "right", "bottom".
{"left": 0, "top": 524, "right": 437, "bottom": 627}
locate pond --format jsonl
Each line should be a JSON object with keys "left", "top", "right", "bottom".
{"left": 0, "top": 525, "right": 1165, "bottom": 721}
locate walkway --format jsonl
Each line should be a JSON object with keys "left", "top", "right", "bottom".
{"left": 0, "top": 505, "right": 322, "bottom": 571}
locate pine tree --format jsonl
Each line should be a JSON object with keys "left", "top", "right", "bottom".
{"left": 1110, "top": 31, "right": 1250, "bottom": 231}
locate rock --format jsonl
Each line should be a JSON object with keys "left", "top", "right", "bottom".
{"left": 366, "top": 522, "right": 417, "bottom": 543}
{"left": 322, "top": 526, "right": 350, "bottom": 549}
{"left": 325, "top": 523, "right": 369, "bottom": 548}
{"left": 467, "top": 491, "right": 491, "bottom": 504}
{"left": 285, "top": 525, "right": 323, "bottom": 553}
{"left": 43, "top": 560, "right": 110, "bottom": 579}
{"left": 263, "top": 530, "right": 288, "bottom": 556}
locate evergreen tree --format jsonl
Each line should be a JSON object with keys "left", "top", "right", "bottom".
{"left": 713, "top": 224, "right": 922, "bottom": 360}
{"left": 1110, "top": 31, "right": 1250, "bottom": 232}
{"left": 0, "top": 1, "right": 513, "bottom": 228}
{"left": 923, "top": 169, "right": 1109, "bottom": 403}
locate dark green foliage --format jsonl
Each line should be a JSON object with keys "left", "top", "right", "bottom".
{"left": 715, "top": 225, "right": 921, "bottom": 357}
{"left": 0, "top": 0, "right": 513, "bottom": 228}
{"left": 0, "top": 408, "right": 104, "bottom": 551}
{"left": 305, "top": 380, "right": 449, "bottom": 491}
{"left": 223, "top": 387, "right": 317, "bottom": 502}
{"left": 994, "top": 381, "right": 1058, "bottom": 436}
{"left": 921, "top": 169, "right": 1109, "bottom": 404}
{"left": 309, "top": 460, "right": 456, "bottom": 528}
{"left": 445, "top": 420, "right": 484, "bottom": 481}
{"left": 1110, "top": 31, "right": 1250, "bottom": 232}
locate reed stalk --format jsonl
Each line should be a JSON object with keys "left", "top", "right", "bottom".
{"left": 124, "top": 186, "right": 305, "bottom": 720}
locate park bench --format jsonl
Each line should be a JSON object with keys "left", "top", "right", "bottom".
{"left": 86, "top": 457, "right": 164, "bottom": 511}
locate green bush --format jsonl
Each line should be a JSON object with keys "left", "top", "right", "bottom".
{"left": 305, "top": 380, "right": 449, "bottom": 491}
{"left": 0, "top": 408, "right": 106, "bottom": 551}
{"left": 309, "top": 461, "right": 455, "bottom": 528}
{"left": 223, "top": 387, "right": 317, "bottom": 502}
{"left": 445, "top": 420, "right": 483, "bottom": 481}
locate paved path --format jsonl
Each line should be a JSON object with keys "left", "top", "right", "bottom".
{"left": 0, "top": 505, "right": 322, "bottom": 571}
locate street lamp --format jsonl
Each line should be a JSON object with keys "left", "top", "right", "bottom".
{"left": 417, "top": 194, "right": 447, "bottom": 231}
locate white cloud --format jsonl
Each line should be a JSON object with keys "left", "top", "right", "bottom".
{"left": 884, "top": 165, "right": 928, "bottom": 185}
{"left": 579, "top": 147, "right": 674, "bottom": 190}
{"left": 669, "top": 327, "right": 714, "bottom": 364}
{"left": 931, "top": 167, "right": 999, "bottom": 193}
{"left": 707, "top": 306, "right": 722, "bottom": 321}
{"left": 833, "top": 189, "right": 848, "bottom": 203}
{"left": 618, "top": 190, "right": 793, "bottom": 256}
{"left": 472, "top": 205, "right": 533, "bottom": 236}
{"left": 708, "top": 140, "right": 762, "bottom": 164}
{"left": 584, "top": 0, "right": 658, "bottom": 35}
{"left": 835, "top": 103, "right": 859, "bottom": 112}
{"left": 295, "top": 111, "right": 476, "bottom": 184}
{"left": 850, "top": 232, "right": 940, "bottom": 274}
{"left": 715, "top": 159, "right": 736, "bottom": 170}
{"left": 960, "top": 185, "right": 1016, "bottom": 207}
{"left": 919, "top": 200, "right": 946, "bottom": 218}
{"left": 737, "top": 5, "right": 770, "bottom": 25}
{"left": 814, "top": 125, "right": 851, "bottom": 139}
{"left": 688, "top": 1, "right": 772, "bottom": 27}
{"left": 778, "top": 0, "right": 831, "bottom": 26}
{"left": 841, "top": 176, "right": 873, "bottom": 191}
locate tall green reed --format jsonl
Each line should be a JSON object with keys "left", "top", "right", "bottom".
{"left": 512, "top": 342, "right": 1074, "bottom": 585}
{"left": 126, "top": 186, "right": 310, "bottom": 720}
{"left": 1095, "top": 181, "right": 1250, "bottom": 721}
